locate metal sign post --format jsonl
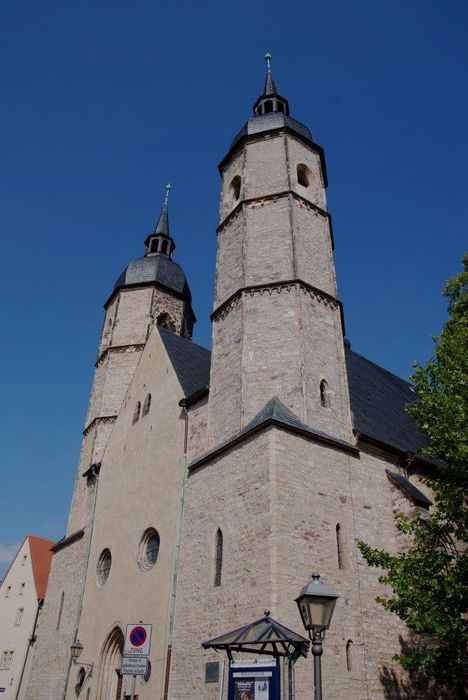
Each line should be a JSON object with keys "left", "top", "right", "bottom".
{"left": 130, "top": 673, "right": 136, "bottom": 700}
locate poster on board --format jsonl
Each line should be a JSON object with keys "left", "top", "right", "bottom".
{"left": 234, "top": 678, "right": 270, "bottom": 700}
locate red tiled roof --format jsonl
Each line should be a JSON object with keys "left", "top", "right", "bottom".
{"left": 28, "top": 535, "right": 54, "bottom": 600}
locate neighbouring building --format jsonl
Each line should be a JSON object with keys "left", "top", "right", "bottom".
{"left": 0, "top": 535, "right": 54, "bottom": 700}
{"left": 24, "top": 57, "right": 434, "bottom": 700}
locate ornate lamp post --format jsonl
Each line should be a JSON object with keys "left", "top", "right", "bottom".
{"left": 295, "top": 573, "right": 339, "bottom": 700}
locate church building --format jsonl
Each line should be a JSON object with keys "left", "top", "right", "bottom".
{"left": 24, "top": 57, "right": 433, "bottom": 700}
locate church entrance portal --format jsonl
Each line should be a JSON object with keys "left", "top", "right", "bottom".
{"left": 95, "top": 627, "right": 124, "bottom": 700}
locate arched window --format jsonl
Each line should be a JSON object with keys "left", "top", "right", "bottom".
{"left": 320, "top": 380, "right": 330, "bottom": 408}
{"left": 142, "top": 393, "right": 151, "bottom": 417}
{"left": 156, "top": 313, "right": 176, "bottom": 332}
{"left": 96, "top": 549, "right": 112, "bottom": 586}
{"left": 297, "top": 163, "right": 311, "bottom": 188}
{"left": 138, "top": 528, "right": 160, "bottom": 571}
{"left": 229, "top": 175, "right": 241, "bottom": 201}
{"left": 346, "top": 640, "right": 353, "bottom": 672}
{"left": 132, "top": 401, "right": 141, "bottom": 424}
{"left": 214, "top": 529, "right": 223, "bottom": 587}
{"left": 336, "top": 523, "right": 344, "bottom": 570}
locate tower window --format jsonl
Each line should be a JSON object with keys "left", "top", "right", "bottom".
{"left": 96, "top": 549, "right": 112, "bottom": 586}
{"left": 264, "top": 99, "right": 273, "bottom": 113}
{"left": 320, "top": 380, "right": 330, "bottom": 408}
{"left": 229, "top": 175, "right": 241, "bottom": 201}
{"left": 157, "top": 313, "right": 176, "bottom": 332}
{"left": 297, "top": 163, "right": 312, "bottom": 188}
{"left": 149, "top": 239, "right": 158, "bottom": 253}
{"left": 142, "top": 393, "right": 151, "bottom": 417}
{"left": 214, "top": 529, "right": 223, "bottom": 587}
{"left": 132, "top": 401, "right": 141, "bottom": 424}
{"left": 346, "top": 640, "right": 353, "bottom": 672}
{"left": 336, "top": 523, "right": 344, "bottom": 570}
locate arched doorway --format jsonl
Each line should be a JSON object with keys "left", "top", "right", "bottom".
{"left": 96, "top": 626, "right": 124, "bottom": 700}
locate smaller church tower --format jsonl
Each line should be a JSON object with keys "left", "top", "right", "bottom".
{"left": 25, "top": 188, "right": 195, "bottom": 700}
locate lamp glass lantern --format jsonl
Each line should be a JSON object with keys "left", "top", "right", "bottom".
{"left": 295, "top": 573, "right": 339, "bottom": 633}
{"left": 70, "top": 640, "right": 84, "bottom": 661}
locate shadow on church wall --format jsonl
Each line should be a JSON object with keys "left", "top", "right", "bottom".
{"left": 379, "top": 635, "right": 467, "bottom": 700}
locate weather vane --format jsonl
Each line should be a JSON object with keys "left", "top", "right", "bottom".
{"left": 164, "top": 183, "right": 171, "bottom": 205}
{"left": 265, "top": 52, "right": 272, "bottom": 71}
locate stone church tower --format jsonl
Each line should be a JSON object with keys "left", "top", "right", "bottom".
{"left": 26, "top": 56, "right": 431, "bottom": 700}
{"left": 25, "top": 190, "right": 195, "bottom": 700}
{"left": 208, "top": 55, "right": 352, "bottom": 446}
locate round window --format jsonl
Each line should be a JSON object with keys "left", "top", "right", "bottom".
{"left": 138, "top": 529, "right": 160, "bottom": 571}
{"left": 97, "top": 549, "right": 112, "bottom": 586}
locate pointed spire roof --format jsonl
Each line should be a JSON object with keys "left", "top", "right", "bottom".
{"left": 253, "top": 53, "right": 289, "bottom": 117}
{"left": 153, "top": 183, "right": 171, "bottom": 238}
{"left": 263, "top": 52, "right": 277, "bottom": 95}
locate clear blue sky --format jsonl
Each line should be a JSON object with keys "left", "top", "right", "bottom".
{"left": 1, "top": 0, "right": 466, "bottom": 575}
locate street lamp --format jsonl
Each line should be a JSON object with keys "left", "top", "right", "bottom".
{"left": 70, "top": 640, "right": 84, "bottom": 661}
{"left": 70, "top": 640, "right": 93, "bottom": 677}
{"left": 295, "top": 573, "right": 339, "bottom": 700}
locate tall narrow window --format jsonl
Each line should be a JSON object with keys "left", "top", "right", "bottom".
{"left": 142, "top": 393, "right": 151, "bottom": 417}
{"left": 346, "top": 640, "right": 353, "bottom": 672}
{"left": 297, "top": 163, "right": 312, "bottom": 188}
{"left": 214, "top": 529, "right": 223, "bottom": 587}
{"left": 19, "top": 583, "right": 25, "bottom": 595}
{"left": 15, "top": 608, "right": 24, "bottom": 626}
{"left": 21, "top": 555, "right": 27, "bottom": 566}
{"left": 336, "top": 523, "right": 344, "bottom": 569}
{"left": 132, "top": 401, "right": 141, "bottom": 425}
{"left": 56, "top": 592, "right": 65, "bottom": 630}
{"left": 320, "top": 380, "right": 330, "bottom": 408}
{"left": 5, "top": 586, "right": 11, "bottom": 598}
{"left": 229, "top": 175, "right": 241, "bottom": 201}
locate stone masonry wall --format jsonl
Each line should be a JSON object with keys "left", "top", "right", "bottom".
{"left": 171, "top": 425, "right": 418, "bottom": 700}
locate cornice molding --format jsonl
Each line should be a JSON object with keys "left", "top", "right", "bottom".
{"left": 50, "top": 528, "right": 85, "bottom": 554}
{"left": 96, "top": 343, "right": 145, "bottom": 367}
{"left": 212, "top": 279, "right": 341, "bottom": 322}
{"left": 83, "top": 414, "right": 117, "bottom": 436}
{"left": 217, "top": 190, "right": 331, "bottom": 235}
{"left": 189, "top": 416, "right": 359, "bottom": 472}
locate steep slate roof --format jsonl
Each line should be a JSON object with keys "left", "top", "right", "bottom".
{"left": 159, "top": 329, "right": 428, "bottom": 456}
{"left": 345, "top": 348, "right": 429, "bottom": 454}
{"left": 28, "top": 535, "right": 54, "bottom": 600}
{"left": 158, "top": 327, "right": 211, "bottom": 397}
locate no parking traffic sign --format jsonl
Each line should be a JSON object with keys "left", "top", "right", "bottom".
{"left": 124, "top": 624, "right": 152, "bottom": 656}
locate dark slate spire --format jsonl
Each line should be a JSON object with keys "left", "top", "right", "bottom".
{"left": 144, "top": 184, "right": 176, "bottom": 258}
{"left": 253, "top": 53, "right": 289, "bottom": 117}
{"left": 153, "top": 183, "right": 171, "bottom": 236}
{"left": 263, "top": 52, "right": 277, "bottom": 95}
